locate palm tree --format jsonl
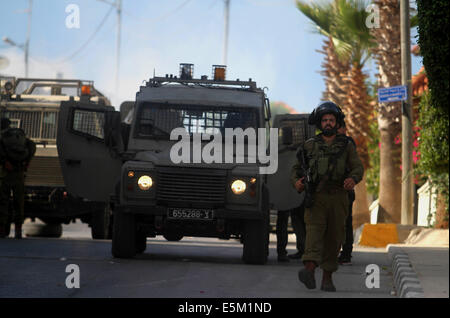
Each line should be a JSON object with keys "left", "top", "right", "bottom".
{"left": 296, "top": 1, "right": 349, "bottom": 107}
{"left": 371, "top": 0, "right": 402, "bottom": 223}
{"left": 297, "top": 0, "right": 375, "bottom": 227}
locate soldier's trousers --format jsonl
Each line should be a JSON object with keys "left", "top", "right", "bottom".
{"left": 302, "top": 188, "right": 349, "bottom": 272}
{"left": 0, "top": 171, "right": 25, "bottom": 228}
{"left": 276, "top": 205, "right": 306, "bottom": 256}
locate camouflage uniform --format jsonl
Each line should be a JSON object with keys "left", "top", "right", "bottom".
{"left": 291, "top": 133, "right": 363, "bottom": 272}
{"left": 0, "top": 126, "right": 36, "bottom": 237}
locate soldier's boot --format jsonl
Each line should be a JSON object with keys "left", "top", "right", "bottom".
{"left": 298, "top": 261, "right": 317, "bottom": 289}
{"left": 14, "top": 224, "right": 22, "bottom": 239}
{"left": 321, "top": 270, "right": 336, "bottom": 292}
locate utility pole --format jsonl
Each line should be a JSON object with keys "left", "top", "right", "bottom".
{"left": 400, "top": 0, "right": 414, "bottom": 225}
{"left": 24, "top": 0, "right": 33, "bottom": 77}
{"left": 223, "top": 0, "right": 230, "bottom": 66}
{"left": 115, "top": 0, "right": 122, "bottom": 95}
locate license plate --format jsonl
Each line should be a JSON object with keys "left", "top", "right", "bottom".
{"left": 167, "top": 208, "right": 214, "bottom": 220}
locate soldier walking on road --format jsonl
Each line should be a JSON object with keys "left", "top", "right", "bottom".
{"left": 291, "top": 102, "right": 363, "bottom": 292}
{"left": 0, "top": 118, "right": 36, "bottom": 239}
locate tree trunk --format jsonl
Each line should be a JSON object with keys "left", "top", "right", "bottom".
{"left": 372, "top": 0, "right": 403, "bottom": 223}
{"left": 353, "top": 172, "right": 371, "bottom": 228}
{"left": 435, "top": 192, "right": 449, "bottom": 229}
{"left": 344, "top": 64, "right": 370, "bottom": 168}
{"left": 377, "top": 119, "right": 402, "bottom": 223}
{"left": 317, "top": 37, "right": 349, "bottom": 106}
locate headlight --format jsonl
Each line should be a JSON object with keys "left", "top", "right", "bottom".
{"left": 137, "top": 175, "right": 153, "bottom": 190}
{"left": 231, "top": 179, "right": 246, "bottom": 195}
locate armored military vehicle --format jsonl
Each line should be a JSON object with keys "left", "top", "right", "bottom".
{"left": 0, "top": 76, "right": 111, "bottom": 238}
{"left": 57, "top": 64, "right": 278, "bottom": 264}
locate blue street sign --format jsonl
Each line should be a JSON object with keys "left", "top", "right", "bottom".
{"left": 378, "top": 85, "right": 407, "bottom": 103}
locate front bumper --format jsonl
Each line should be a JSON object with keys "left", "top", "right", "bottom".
{"left": 117, "top": 204, "right": 265, "bottom": 221}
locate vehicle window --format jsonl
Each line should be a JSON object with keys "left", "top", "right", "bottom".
{"left": 30, "top": 86, "right": 52, "bottom": 95}
{"left": 14, "top": 80, "right": 80, "bottom": 96}
{"left": 72, "top": 109, "right": 104, "bottom": 139}
{"left": 280, "top": 118, "right": 315, "bottom": 145}
{"left": 136, "top": 103, "right": 258, "bottom": 139}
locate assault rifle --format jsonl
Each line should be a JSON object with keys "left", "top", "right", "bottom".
{"left": 296, "top": 147, "right": 315, "bottom": 208}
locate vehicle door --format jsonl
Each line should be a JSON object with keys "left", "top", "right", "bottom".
{"left": 57, "top": 100, "right": 123, "bottom": 202}
{"left": 267, "top": 114, "right": 315, "bottom": 211}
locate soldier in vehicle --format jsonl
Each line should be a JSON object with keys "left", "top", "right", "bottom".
{"left": 291, "top": 102, "right": 363, "bottom": 292}
{"left": 0, "top": 118, "right": 36, "bottom": 239}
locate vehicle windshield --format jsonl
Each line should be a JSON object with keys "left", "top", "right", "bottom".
{"left": 15, "top": 79, "right": 80, "bottom": 96}
{"left": 136, "top": 102, "right": 259, "bottom": 139}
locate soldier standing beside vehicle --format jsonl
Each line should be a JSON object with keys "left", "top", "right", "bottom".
{"left": 291, "top": 102, "right": 363, "bottom": 292}
{"left": 276, "top": 205, "right": 306, "bottom": 262}
{"left": 337, "top": 121, "right": 356, "bottom": 266}
{"left": 0, "top": 118, "right": 36, "bottom": 239}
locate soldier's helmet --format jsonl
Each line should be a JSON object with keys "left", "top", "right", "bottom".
{"left": 308, "top": 101, "right": 345, "bottom": 130}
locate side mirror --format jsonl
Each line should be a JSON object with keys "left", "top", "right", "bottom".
{"left": 281, "top": 126, "right": 293, "bottom": 145}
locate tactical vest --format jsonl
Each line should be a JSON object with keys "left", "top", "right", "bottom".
{"left": 303, "top": 134, "right": 349, "bottom": 186}
{"left": 1, "top": 128, "right": 34, "bottom": 163}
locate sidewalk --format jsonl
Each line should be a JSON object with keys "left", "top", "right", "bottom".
{"left": 281, "top": 225, "right": 449, "bottom": 298}
{"left": 386, "top": 228, "right": 449, "bottom": 298}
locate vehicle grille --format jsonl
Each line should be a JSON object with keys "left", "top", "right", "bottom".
{"left": 4, "top": 110, "right": 59, "bottom": 142}
{"left": 157, "top": 167, "right": 226, "bottom": 205}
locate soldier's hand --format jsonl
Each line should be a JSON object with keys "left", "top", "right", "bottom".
{"left": 343, "top": 178, "right": 356, "bottom": 190}
{"left": 295, "top": 177, "right": 305, "bottom": 193}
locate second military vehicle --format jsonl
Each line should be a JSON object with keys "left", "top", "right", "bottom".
{"left": 0, "top": 76, "right": 111, "bottom": 238}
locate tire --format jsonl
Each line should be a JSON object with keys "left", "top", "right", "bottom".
{"left": 24, "top": 222, "right": 63, "bottom": 238}
{"left": 135, "top": 233, "right": 147, "bottom": 254}
{"left": 3, "top": 222, "right": 11, "bottom": 237}
{"left": 242, "top": 218, "right": 269, "bottom": 265}
{"left": 107, "top": 214, "right": 114, "bottom": 240}
{"left": 242, "top": 186, "right": 270, "bottom": 265}
{"left": 91, "top": 204, "right": 111, "bottom": 240}
{"left": 5, "top": 202, "right": 13, "bottom": 237}
{"left": 163, "top": 233, "right": 183, "bottom": 242}
{"left": 112, "top": 208, "right": 136, "bottom": 258}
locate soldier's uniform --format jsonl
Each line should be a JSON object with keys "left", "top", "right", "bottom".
{"left": 0, "top": 119, "right": 36, "bottom": 238}
{"left": 291, "top": 101, "right": 364, "bottom": 292}
{"left": 291, "top": 133, "right": 363, "bottom": 272}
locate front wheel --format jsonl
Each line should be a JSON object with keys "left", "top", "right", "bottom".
{"left": 111, "top": 208, "right": 136, "bottom": 258}
{"left": 24, "top": 221, "right": 63, "bottom": 238}
{"left": 163, "top": 232, "right": 184, "bottom": 242}
{"left": 91, "top": 204, "right": 112, "bottom": 240}
{"left": 242, "top": 186, "right": 270, "bottom": 265}
{"left": 242, "top": 218, "right": 269, "bottom": 265}
{"left": 135, "top": 233, "right": 147, "bottom": 254}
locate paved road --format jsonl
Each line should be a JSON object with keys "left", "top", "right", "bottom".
{"left": 0, "top": 221, "right": 394, "bottom": 298}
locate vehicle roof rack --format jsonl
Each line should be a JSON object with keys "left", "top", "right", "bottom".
{"left": 148, "top": 76, "right": 258, "bottom": 91}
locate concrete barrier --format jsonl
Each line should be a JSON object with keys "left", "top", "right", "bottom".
{"left": 356, "top": 223, "right": 432, "bottom": 248}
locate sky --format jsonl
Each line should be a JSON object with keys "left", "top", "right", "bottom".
{"left": 0, "top": 0, "right": 423, "bottom": 113}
